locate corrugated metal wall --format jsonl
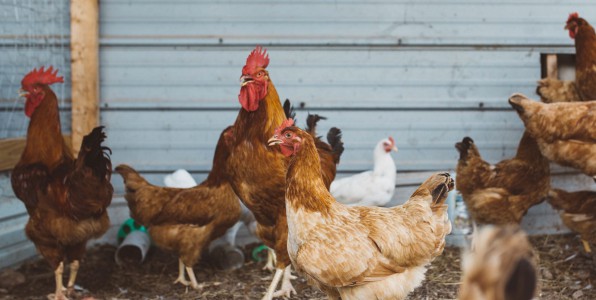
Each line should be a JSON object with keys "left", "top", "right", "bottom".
{"left": 1, "top": 0, "right": 595, "bottom": 268}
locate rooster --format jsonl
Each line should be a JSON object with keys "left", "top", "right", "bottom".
{"left": 115, "top": 126, "right": 241, "bottom": 290}
{"left": 10, "top": 67, "right": 113, "bottom": 300}
{"left": 508, "top": 93, "right": 596, "bottom": 181}
{"left": 537, "top": 12, "right": 596, "bottom": 103}
{"left": 268, "top": 119, "right": 452, "bottom": 300}
{"left": 224, "top": 47, "right": 343, "bottom": 299}
{"left": 330, "top": 137, "right": 398, "bottom": 206}
{"left": 455, "top": 132, "right": 550, "bottom": 225}
{"left": 459, "top": 225, "right": 538, "bottom": 300}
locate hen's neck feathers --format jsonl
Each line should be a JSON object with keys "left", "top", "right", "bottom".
{"left": 575, "top": 22, "right": 596, "bottom": 70}
{"left": 373, "top": 143, "right": 396, "bottom": 176}
{"left": 21, "top": 87, "right": 71, "bottom": 167}
{"left": 234, "top": 81, "right": 285, "bottom": 143}
{"left": 286, "top": 135, "right": 334, "bottom": 214}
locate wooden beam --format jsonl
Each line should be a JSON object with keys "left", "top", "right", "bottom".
{"left": 70, "top": 0, "right": 100, "bottom": 155}
{"left": 546, "top": 54, "right": 558, "bottom": 79}
{"left": 0, "top": 136, "right": 72, "bottom": 171}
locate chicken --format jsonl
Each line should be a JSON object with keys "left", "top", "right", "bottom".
{"left": 305, "top": 113, "right": 345, "bottom": 189}
{"left": 546, "top": 188, "right": 596, "bottom": 255}
{"left": 459, "top": 225, "right": 538, "bottom": 300}
{"left": 163, "top": 169, "right": 197, "bottom": 188}
{"left": 455, "top": 131, "right": 550, "bottom": 225}
{"left": 224, "top": 47, "right": 342, "bottom": 299}
{"left": 330, "top": 137, "right": 398, "bottom": 206}
{"left": 115, "top": 126, "right": 241, "bottom": 290}
{"left": 267, "top": 119, "right": 452, "bottom": 300}
{"left": 162, "top": 169, "right": 258, "bottom": 249}
{"left": 283, "top": 99, "right": 345, "bottom": 190}
{"left": 537, "top": 13, "right": 596, "bottom": 103}
{"left": 10, "top": 67, "right": 113, "bottom": 300}
{"left": 508, "top": 93, "right": 596, "bottom": 181}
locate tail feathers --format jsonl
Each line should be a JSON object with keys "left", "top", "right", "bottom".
{"left": 306, "top": 113, "right": 326, "bottom": 136}
{"left": 326, "top": 127, "right": 345, "bottom": 164}
{"left": 115, "top": 164, "right": 150, "bottom": 193}
{"left": 77, "top": 126, "right": 112, "bottom": 181}
{"left": 283, "top": 99, "right": 296, "bottom": 121}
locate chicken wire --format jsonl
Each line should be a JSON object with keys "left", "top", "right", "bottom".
{"left": 0, "top": 0, "right": 70, "bottom": 139}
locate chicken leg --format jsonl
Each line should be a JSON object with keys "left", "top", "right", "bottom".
{"left": 582, "top": 240, "right": 592, "bottom": 254}
{"left": 48, "top": 262, "right": 67, "bottom": 300}
{"left": 65, "top": 260, "right": 79, "bottom": 297}
{"left": 262, "top": 267, "right": 284, "bottom": 300}
{"left": 272, "top": 265, "right": 297, "bottom": 298}
{"left": 173, "top": 259, "right": 190, "bottom": 286}
{"left": 262, "top": 248, "right": 276, "bottom": 272}
{"left": 185, "top": 266, "right": 205, "bottom": 290}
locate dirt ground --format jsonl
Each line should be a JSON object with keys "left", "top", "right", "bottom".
{"left": 1, "top": 234, "right": 594, "bottom": 300}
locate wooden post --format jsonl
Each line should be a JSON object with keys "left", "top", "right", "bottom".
{"left": 70, "top": 0, "right": 100, "bottom": 155}
{"left": 546, "top": 54, "right": 558, "bottom": 79}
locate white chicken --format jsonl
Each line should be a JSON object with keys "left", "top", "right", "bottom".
{"left": 330, "top": 137, "right": 398, "bottom": 206}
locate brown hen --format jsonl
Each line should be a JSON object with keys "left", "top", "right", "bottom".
{"left": 115, "top": 126, "right": 240, "bottom": 290}
{"left": 455, "top": 131, "right": 550, "bottom": 225}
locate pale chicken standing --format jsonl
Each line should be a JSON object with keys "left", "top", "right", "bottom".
{"left": 330, "top": 137, "right": 398, "bottom": 206}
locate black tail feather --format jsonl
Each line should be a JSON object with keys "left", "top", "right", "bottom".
{"left": 283, "top": 99, "right": 296, "bottom": 121}
{"left": 326, "top": 127, "right": 345, "bottom": 164}
{"left": 306, "top": 113, "right": 327, "bottom": 136}
{"left": 79, "top": 126, "right": 112, "bottom": 181}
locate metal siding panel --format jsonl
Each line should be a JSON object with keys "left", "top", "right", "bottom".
{"left": 100, "top": 48, "right": 540, "bottom": 109}
{"left": 99, "top": 1, "right": 596, "bottom": 46}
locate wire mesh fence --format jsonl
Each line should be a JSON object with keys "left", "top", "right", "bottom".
{"left": 0, "top": 0, "right": 70, "bottom": 139}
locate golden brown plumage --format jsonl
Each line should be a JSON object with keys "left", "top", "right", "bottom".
{"left": 537, "top": 13, "right": 596, "bottom": 103}
{"left": 115, "top": 126, "right": 240, "bottom": 290}
{"left": 509, "top": 93, "right": 596, "bottom": 180}
{"left": 547, "top": 188, "right": 596, "bottom": 254}
{"left": 11, "top": 67, "right": 113, "bottom": 300}
{"left": 455, "top": 131, "right": 550, "bottom": 225}
{"left": 459, "top": 225, "right": 538, "bottom": 300}
{"left": 225, "top": 47, "right": 342, "bottom": 299}
{"left": 269, "top": 124, "right": 452, "bottom": 300}
{"left": 305, "top": 113, "right": 345, "bottom": 190}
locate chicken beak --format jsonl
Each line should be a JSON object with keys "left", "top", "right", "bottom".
{"left": 18, "top": 88, "right": 28, "bottom": 98}
{"left": 267, "top": 137, "right": 282, "bottom": 147}
{"left": 392, "top": 145, "right": 398, "bottom": 152}
{"left": 240, "top": 75, "right": 253, "bottom": 87}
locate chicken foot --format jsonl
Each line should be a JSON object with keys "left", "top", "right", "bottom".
{"left": 272, "top": 265, "right": 297, "bottom": 298}
{"left": 47, "top": 262, "right": 68, "bottom": 300}
{"left": 185, "top": 266, "right": 205, "bottom": 291}
{"left": 173, "top": 259, "right": 190, "bottom": 286}
{"left": 261, "top": 267, "right": 284, "bottom": 300}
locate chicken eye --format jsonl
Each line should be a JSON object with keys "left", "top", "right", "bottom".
{"left": 256, "top": 71, "right": 264, "bottom": 78}
{"left": 285, "top": 132, "right": 292, "bottom": 138}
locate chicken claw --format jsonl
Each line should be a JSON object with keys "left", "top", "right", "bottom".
{"left": 272, "top": 266, "right": 297, "bottom": 298}
{"left": 173, "top": 259, "right": 190, "bottom": 286}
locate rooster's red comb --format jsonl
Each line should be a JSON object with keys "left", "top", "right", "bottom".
{"left": 274, "top": 118, "right": 295, "bottom": 136}
{"left": 388, "top": 136, "right": 395, "bottom": 146}
{"left": 243, "top": 46, "right": 270, "bottom": 74}
{"left": 21, "top": 66, "right": 64, "bottom": 87}
{"left": 567, "top": 12, "right": 580, "bottom": 23}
